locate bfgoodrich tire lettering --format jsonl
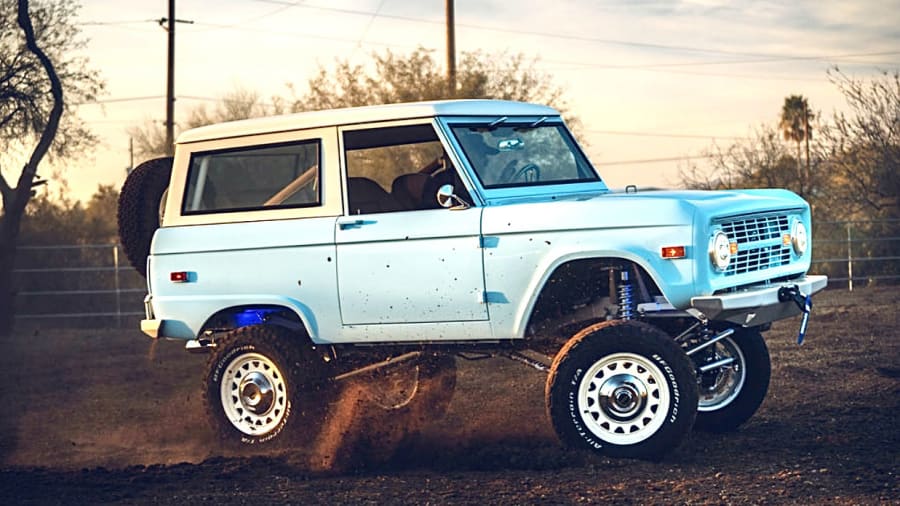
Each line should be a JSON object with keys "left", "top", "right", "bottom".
{"left": 546, "top": 320, "right": 698, "bottom": 460}
{"left": 202, "top": 325, "right": 328, "bottom": 448}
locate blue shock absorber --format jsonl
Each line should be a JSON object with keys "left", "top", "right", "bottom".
{"left": 618, "top": 270, "right": 634, "bottom": 320}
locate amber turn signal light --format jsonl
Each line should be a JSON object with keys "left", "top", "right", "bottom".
{"left": 661, "top": 246, "right": 686, "bottom": 259}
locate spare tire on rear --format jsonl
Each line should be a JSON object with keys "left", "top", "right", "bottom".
{"left": 117, "top": 157, "right": 172, "bottom": 277}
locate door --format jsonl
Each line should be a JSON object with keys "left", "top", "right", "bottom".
{"left": 335, "top": 121, "right": 486, "bottom": 325}
{"left": 335, "top": 208, "right": 487, "bottom": 324}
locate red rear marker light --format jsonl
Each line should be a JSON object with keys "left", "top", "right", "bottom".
{"left": 170, "top": 271, "right": 189, "bottom": 283}
{"left": 661, "top": 246, "right": 686, "bottom": 259}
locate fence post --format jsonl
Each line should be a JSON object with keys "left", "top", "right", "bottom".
{"left": 846, "top": 222, "right": 853, "bottom": 292}
{"left": 113, "top": 244, "right": 121, "bottom": 327}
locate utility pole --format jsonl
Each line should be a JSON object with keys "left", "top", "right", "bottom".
{"left": 165, "top": 0, "right": 175, "bottom": 157}
{"left": 158, "top": 1, "right": 193, "bottom": 157}
{"left": 804, "top": 107, "right": 811, "bottom": 195}
{"left": 446, "top": 0, "right": 456, "bottom": 97}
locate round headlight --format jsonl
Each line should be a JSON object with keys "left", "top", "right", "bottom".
{"left": 709, "top": 231, "right": 732, "bottom": 271}
{"left": 791, "top": 220, "right": 808, "bottom": 255}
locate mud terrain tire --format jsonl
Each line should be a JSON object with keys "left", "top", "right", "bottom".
{"left": 117, "top": 157, "right": 172, "bottom": 276}
{"left": 203, "top": 325, "right": 329, "bottom": 448}
{"left": 693, "top": 327, "right": 770, "bottom": 432}
{"left": 546, "top": 320, "right": 698, "bottom": 460}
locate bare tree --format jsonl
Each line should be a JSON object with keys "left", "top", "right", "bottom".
{"left": 0, "top": 0, "right": 103, "bottom": 336}
{"left": 680, "top": 125, "right": 795, "bottom": 189}
{"left": 821, "top": 68, "right": 899, "bottom": 218}
{"left": 128, "top": 87, "right": 274, "bottom": 160}
{"left": 290, "top": 47, "right": 574, "bottom": 126}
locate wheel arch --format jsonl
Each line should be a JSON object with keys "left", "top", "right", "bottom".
{"left": 520, "top": 253, "right": 665, "bottom": 339}
{"left": 197, "top": 299, "right": 319, "bottom": 342}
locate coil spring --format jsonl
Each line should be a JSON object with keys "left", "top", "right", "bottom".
{"left": 617, "top": 270, "right": 634, "bottom": 320}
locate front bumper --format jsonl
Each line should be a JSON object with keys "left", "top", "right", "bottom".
{"left": 691, "top": 275, "right": 828, "bottom": 326}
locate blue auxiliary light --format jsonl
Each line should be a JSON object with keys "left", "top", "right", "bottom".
{"left": 234, "top": 308, "right": 279, "bottom": 327}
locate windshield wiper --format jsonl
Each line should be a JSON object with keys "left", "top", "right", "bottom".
{"left": 488, "top": 116, "right": 508, "bottom": 130}
{"left": 512, "top": 117, "right": 550, "bottom": 132}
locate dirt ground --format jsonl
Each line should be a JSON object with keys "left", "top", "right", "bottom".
{"left": 0, "top": 287, "right": 897, "bottom": 505}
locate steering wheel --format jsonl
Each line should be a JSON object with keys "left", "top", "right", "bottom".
{"left": 503, "top": 163, "right": 541, "bottom": 183}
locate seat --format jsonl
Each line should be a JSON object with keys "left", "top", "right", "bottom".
{"left": 347, "top": 177, "right": 402, "bottom": 214}
{"left": 391, "top": 173, "right": 430, "bottom": 210}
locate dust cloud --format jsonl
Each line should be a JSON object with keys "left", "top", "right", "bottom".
{"left": 0, "top": 335, "right": 552, "bottom": 473}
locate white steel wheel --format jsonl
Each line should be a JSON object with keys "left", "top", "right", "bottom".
{"left": 203, "top": 325, "right": 330, "bottom": 448}
{"left": 578, "top": 352, "right": 670, "bottom": 445}
{"left": 697, "top": 337, "right": 747, "bottom": 412}
{"left": 220, "top": 352, "right": 289, "bottom": 436}
{"left": 547, "top": 320, "right": 698, "bottom": 460}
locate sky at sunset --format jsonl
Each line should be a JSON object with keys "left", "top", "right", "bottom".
{"left": 36, "top": 0, "right": 900, "bottom": 201}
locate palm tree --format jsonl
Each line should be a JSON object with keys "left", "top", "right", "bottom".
{"left": 779, "top": 95, "right": 814, "bottom": 195}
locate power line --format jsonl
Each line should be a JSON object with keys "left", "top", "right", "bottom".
{"left": 182, "top": 1, "right": 304, "bottom": 33}
{"left": 246, "top": 1, "right": 899, "bottom": 78}
{"left": 176, "top": 22, "right": 892, "bottom": 81}
{"left": 255, "top": 1, "right": 743, "bottom": 56}
{"left": 353, "top": 0, "right": 388, "bottom": 56}
{"left": 551, "top": 65, "right": 831, "bottom": 82}
{"left": 178, "top": 95, "right": 220, "bottom": 102}
{"left": 601, "top": 154, "right": 716, "bottom": 166}
{"left": 586, "top": 129, "right": 745, "bottom": 141}
{"left": 541, "top": 50, "right": 900, "bottom": 70}
{"left": 76, "top": 19, "right": 158, "bottom": 26}
{"left": 74, "top": 96, "right": 165, "bottom": 106}
{"left": 81, "top": 6, "right": 898, "bottom": 77}
{"left": 184, "top": 20, "right": 417, "bottom": 50}
{"left": 254, "top": 0, "right": 897, "bottom": 63}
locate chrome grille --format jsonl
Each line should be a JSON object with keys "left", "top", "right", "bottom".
{"left": 720, "top": 214, "right": 792, "bottom": 276}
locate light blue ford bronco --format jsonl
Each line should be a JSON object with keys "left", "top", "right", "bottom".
{"left": 118, "top": 100, "right": 827, "bottom": 460}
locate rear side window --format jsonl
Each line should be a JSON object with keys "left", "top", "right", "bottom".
{"left": 182, "top": 140, "right": 320, "bottom": 215}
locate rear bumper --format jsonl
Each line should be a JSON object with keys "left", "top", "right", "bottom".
{"left": 691, "top": 275, "right": 828, "bottom": 326}
{"left": 141, "top": 294, "right": 162, "bottom": 338}
{"left": 141, "top": 318, "right": 161, "bottom": 338}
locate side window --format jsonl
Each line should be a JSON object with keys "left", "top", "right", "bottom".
{"left": 182, "top": 140, "right": 320, "bottom": 214}
{"left": 343, "top": 124, "right": 470, "bottom": 215}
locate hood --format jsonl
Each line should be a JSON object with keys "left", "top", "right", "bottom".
{"left": 601, "top": 188, "right": 808, "bottom": 220}
{"left": 482, "top": 188, "right": 808, "bottom": 235}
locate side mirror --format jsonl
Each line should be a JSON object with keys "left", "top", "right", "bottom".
{"left": 436, "top": 184, "right": 469, "bottom": 210}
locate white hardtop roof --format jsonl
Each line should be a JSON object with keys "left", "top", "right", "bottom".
{"left": 177, "top": 99, "right": 560, "bottom": 144}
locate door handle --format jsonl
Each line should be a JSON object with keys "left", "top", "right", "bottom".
{"left": 339, "top": 219, "right": 373, "bottom": 230}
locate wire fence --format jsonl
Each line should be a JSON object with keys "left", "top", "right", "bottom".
{"left": 10, "top": 219, "right": 899, "bottom": 328}
{"left": 811, "top": 219, "right": 900, "bottom": 290}
{"left": 12, "top": 244, "right": 146, "bottom": 328}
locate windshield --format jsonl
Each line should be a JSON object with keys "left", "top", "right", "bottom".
{"left": 450, "top": 123, "right": 600, "bottom": 189}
